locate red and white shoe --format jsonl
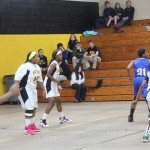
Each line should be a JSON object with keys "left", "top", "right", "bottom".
{"left": 24, "top": 125, "right": 35, "bottom": 135}
{"left": 31, "top": 123, "right": 41, "bottom": 132}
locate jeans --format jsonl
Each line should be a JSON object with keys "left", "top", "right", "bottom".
{"left": 71, "top": 83, "right": 87, "bottom": 101}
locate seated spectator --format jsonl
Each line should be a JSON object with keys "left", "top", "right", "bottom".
{"left": 58, "top": 60, "right": 71, "bottom": 82}
{"left": 84, "top": 40, "right": 102, "bottom": 70}
{"left": 114, "top": 2, "right": 124, "bottom": 26}
{"left": 57, "top": 43, "right": 68, "bottom": 64}
{"left": 72, "top": 42, "right": 85, "bottom": 69}
{"left": 70, "top": 65, "right": 87, "bottom": 103}
{"left": 103, "top": 1, "right": 115, "bottom": 28}
{"left": 38, "top": 49, "right": 48, "bottom": 74}
{"left": 67, "top": 34, "right": 78, "bottom": 62}
{"left": 114, "top": 0, "right": 134, "bottom": 32}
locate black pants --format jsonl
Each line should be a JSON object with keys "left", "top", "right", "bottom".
{"left": 71, "top": 84, "right": 87, "bottom": 101}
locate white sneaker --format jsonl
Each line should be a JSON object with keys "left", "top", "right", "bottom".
{"left": 59, "top": 117, "right": 72, "bottom": 124}
{"left": 40, "top": 119, "right": 49, "bottom": 128}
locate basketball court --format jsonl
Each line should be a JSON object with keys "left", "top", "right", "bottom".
{"left": 0, "top": 101, "right": 149, "bottom": 150}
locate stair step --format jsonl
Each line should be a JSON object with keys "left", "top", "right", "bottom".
{"left": 85, "top": 69, "right": 133, "bottom": 78}
{"left": 82, "top": 38, "right": 150, "bottom": 47}
{"left": 61, "top": 77, "right": 132, "bottom": 88}
{"left": 81, "top": 31, "right": 150, "bottom": 42}
{"left": 100, "top": 44, "right": 150, "bottom": 54}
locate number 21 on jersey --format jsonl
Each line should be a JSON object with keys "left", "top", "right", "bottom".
{"left": 137, "top": 68, "right": 146, "bottom": 76}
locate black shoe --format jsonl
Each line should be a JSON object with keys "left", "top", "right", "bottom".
{"left": 73, "top": 98, "right": 80, "bottom": 103}
{"left": 128, "top": 115, "right": 133, "bottom": 122}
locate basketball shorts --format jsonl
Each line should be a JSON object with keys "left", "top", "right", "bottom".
{"left": 134, "top": 77, "right": 147, "bottom": 98}
{"left": 18, "top": 87, "right": 38, "bottom": 110}
{"left": 45, "top": 82, "right": 60, "bottom": 98}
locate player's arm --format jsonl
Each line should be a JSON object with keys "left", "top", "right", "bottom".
{"left": 127, "top": 60, "right": 134, "bottom": 81}
{"left": 134, "top": 79, "right": 148, "bottom": 103}
{"left": 0, "top": 82, "right": 19, "bottom": 104}
{"left": 148, "top": 59, "right": 150, "bottom": 64}
{"left": 47, "top": 63, "right": 60, "bottom": 85}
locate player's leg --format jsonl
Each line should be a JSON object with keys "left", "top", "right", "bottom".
{"left": 40, "top": 97, "right": 55, "bottom": 128}
{"left": 19, "top": 88, "right": 36, "bottom": 135}
{"left": 143, "top": 95, "right": 150, "bottom": 143}
{"left": 128, "top": 78, "right": 140, "bottom": 122}
{"left": 55, "top": 96, "right": 72, "bottom": 124}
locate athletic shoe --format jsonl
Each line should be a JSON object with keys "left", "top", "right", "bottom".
{"left": 128, "top": 115, "right": 133, "bottom": 122}
{"left": 73, "top": 97, "right": 80, "bottom": 103}
{"left": 40, "top": 119, "right": 49, "bottom": 128}
{"left": 24, "top": 125, "right": 35, "bottom": 135}
{"left": 31, "top": 123, "right": 41, "bottom": 132}
{"left": 59, "top": 116, "right": 72, "bottom": 124}
{"left": 143, "top": 132, "right": 149, "bottom": 143}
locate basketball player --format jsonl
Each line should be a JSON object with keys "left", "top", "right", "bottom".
{"left": 40, "top": 50, "right": 71, "bottom": 128}
{"left": 134, "top": 72, "right": 150, "bottom": 142}
{"left": 127, "top": 48, "right": 150, "bottom": 122}
{"left": 15, "top": 51, "right": 46, "bottom": 135}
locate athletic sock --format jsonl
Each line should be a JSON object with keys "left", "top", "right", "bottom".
{"left": 130, "top": 108, "right": 135, "bottom": 116}
{"left": 25, "top": 119, "right": 31, "bottom": 127}
{"left": 59, "top": 112, "right": 64, "bottom": 118}
{"left": 42, "top": 113, "right": 49, "bottom": 120}
{"left": 145, "top": 125, "right": 150, "bottom": 134}
{"left": 31, "top": 117, "right": 35, "bottom": 124}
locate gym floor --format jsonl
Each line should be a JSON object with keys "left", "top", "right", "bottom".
{"left": 0, "top": 101, "right": 149, "bottom": 150}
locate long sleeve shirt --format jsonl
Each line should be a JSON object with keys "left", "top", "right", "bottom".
{"left": 70, "top": 72, "right": 85, "bottom": 85}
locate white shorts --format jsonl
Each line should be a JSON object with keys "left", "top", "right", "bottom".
{"left": 45, "top": 82, "right": 60, "bottom": 98}
{"left": 146, "top": 92, "right": 150, "bottom": 107}
{"left": 18, "top": 88, "right": 38, "bottom": 110}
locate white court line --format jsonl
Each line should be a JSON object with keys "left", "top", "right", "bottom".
{"left": 0, "top": 114, "right": 121, "bottom": 143}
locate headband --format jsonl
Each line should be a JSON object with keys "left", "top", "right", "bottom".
{"left": 29, "top": 51, "right": 37, "bottom": 60}
{"left": 56, "top": 50, "right": 62, "bottom": 56}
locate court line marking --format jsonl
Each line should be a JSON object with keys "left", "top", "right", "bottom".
{"left": 0, "top": 114, "right": 120, "bottom": 143}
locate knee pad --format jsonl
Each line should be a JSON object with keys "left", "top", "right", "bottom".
{"left": 25, "top": 110, "right": 34, "bottom": 117}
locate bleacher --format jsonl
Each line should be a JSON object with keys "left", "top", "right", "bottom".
{"left": 38, "top": 19, "right": 150, "bottom": 103}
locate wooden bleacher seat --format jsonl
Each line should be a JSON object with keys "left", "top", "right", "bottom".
{"left": 38, "top": 20, "right": 150, "bottom": 102}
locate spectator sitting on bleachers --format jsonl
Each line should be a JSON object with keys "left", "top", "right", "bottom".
{"left": 84, "top": 40, "right": 102, "bottom": 70}
{"left": 67, "top": 34, "right": 78, "bottom": 63}
{"left": 72, "top": 42, "right": 85, "bottom": 69}
{"left": 103, "top": 1, "right": 115, "bottom": 28}
{"left": 114, "top": 2, "right": 124, "bottom": 26}
{"left": 114, "top": 0, "right": 134, "bottom": 32}
{"left": 38, "top": 49, "right": 48, "bottom": 74}
{"left": 70, "top": 65, "right": 87, "bottom": 103}
{"left": 58, "top": 60, "right": 71, "bottom": 82}
{"left": 57, "top": 43, "right": 68, "bottom": 64}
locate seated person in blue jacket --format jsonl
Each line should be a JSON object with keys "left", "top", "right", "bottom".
{"left": 103, "top": 1, "right": 115, "bottom": 28}
{"left": 114, "top": 2, "right": 124, "bottom": 26}
{"left": 114, "top": 0, "right": 134, "bottom": 31}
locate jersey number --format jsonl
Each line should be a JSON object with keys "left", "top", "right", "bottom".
{"left": 137, "top": 68, "right": 146, "bottom": 76}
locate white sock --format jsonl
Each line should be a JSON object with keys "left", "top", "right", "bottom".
{"left": 42, "top": 113, "right": 49, "bottom": 120}
{"left": 145, "top": 125, "right": 150, "bottom": 134}
{"left": 25, "top": 119, "right": 31, "bottom": 127}
{"left": 59, "top": 112, "right": 64, "bottom": 118}
{"left": 31, "top": 117, "right": 35, "bottom": 124}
